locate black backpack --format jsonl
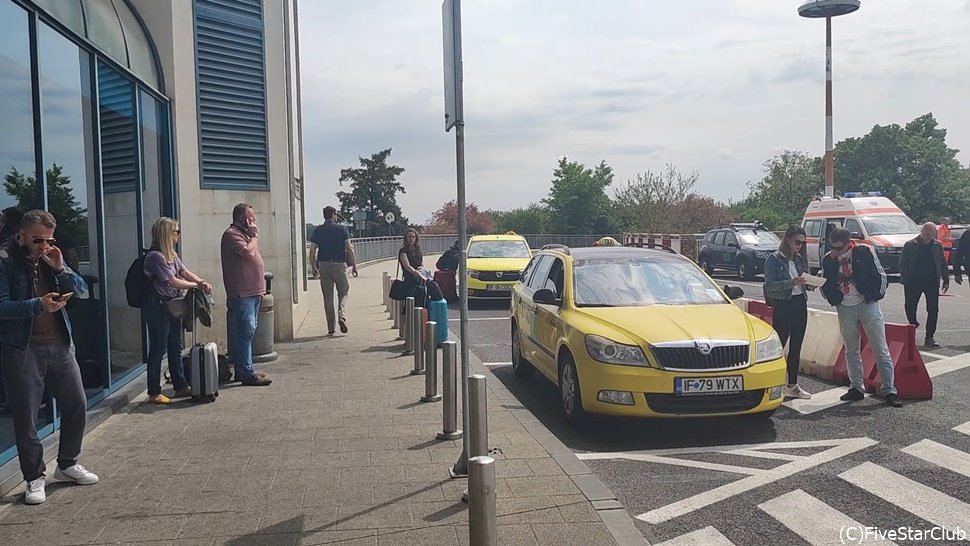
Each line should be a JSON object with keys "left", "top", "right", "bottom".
{"left": 124, "top": 249, "right": 151, "bottom": 308}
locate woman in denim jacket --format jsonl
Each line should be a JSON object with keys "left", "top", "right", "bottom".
{"left": 763, "top": 225, "right": 813, "bottom": 400}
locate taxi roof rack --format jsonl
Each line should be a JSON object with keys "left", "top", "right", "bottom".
{"left": 540, "top": 243, "right": 570, "bottom": 254}
{"left": 624, "top": 242, "right": 677, "bottom": 254}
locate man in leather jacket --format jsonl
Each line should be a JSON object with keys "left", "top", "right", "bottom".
{"left": 820, "top": 227, "right": 902, "bottom": 408}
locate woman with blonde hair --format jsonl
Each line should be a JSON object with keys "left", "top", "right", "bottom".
{"left": 143, "top": 218, "right": 212, "bottom": 404}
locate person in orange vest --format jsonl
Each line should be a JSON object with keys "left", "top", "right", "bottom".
{"left": 939, "top": 217, "right": 952, "bottom": 263}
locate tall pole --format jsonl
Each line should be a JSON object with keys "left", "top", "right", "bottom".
{"left": 824, "top": 16, "right": 834, "bottom": 197}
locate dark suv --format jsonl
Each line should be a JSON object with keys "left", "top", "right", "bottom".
{"left": 697, "top": 223, "right": 781, "bottom": 281}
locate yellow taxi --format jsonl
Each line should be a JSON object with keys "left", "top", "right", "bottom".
{"left": 466, "top": 233, "right": 533, "bottom": 299}
{"left": 510, "top": 246, "right": 786, "bottom": 423}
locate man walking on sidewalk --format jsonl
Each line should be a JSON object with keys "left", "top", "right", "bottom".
{"left": 900, "top": 222, "right": 949, "bottom": 348}
{"left": 221, "top": 203, "right": 271, "bottom": 386}
{"left": 821, "top": 227, "right": 902, "bottom": 407}
{"left": 0, "top": 210, "right": 99, "bottom": 504}
{"left": 309, "top": 206, "right": 357, "bottom": 335}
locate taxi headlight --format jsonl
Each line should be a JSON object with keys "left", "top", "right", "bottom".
{"left": 755, "top": 331, "right": 784, "bottom": 363}
{"left": 468, "top": 270, "right": 480, "bottom": 279}
{"left": 585, "top": 335, "right": 648, "bottom": 366}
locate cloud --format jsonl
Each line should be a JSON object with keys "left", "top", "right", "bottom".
{"left": 297, "top": 0, "right": 970, "bottom": 225}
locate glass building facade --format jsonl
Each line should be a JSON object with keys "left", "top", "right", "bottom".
{"left": 0, "top": 0, "right": 173, "bottom": 467}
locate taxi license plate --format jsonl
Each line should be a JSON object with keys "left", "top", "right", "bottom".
{"left": 675, "top": 376, "right": 743, "bottom": 395}
{"left": 486, "top": 284, "right": 511, "bottom": 292}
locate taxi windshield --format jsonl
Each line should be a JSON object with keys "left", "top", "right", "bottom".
{"left": 467, "top": 240, "right": 530, "bottom": 259}
{"left": 737, "top": 230, "right": 780, "bottom": 246}
{"left": 573, "top": 256, "right": 728, "bottom": 307}
{"left": 861, "top": 215, "right": 919, "bottom": 236}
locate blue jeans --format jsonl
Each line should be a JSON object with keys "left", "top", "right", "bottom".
{"left": 145, "top": 297, "right": 186, "bottom": 395}
{"left": 836, "top": 302, "right": 897, "bottom": 395}
{"left": 228, "top": 296, "right": 260, "bottom": 381}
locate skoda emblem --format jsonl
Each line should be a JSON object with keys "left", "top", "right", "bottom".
{"left": 495, "top": 271, "right": 504, "bottom": 278}
{"left": 695, "top": 341, "right": 713, "bottom": 355}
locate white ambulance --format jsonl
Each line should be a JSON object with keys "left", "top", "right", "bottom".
{"left": 801, "top": 192, "right": 920, "bottom": 274}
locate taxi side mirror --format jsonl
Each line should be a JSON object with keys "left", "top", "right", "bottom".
{"left": 723, "top": 284, "right": 744, "bottom": 300}
{"left": 532, "top": 288, "right": 560, "bottom": 306}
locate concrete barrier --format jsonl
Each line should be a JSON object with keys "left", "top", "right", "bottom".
{"left": 798, "top": 308, "right": 843, "bottom": 381}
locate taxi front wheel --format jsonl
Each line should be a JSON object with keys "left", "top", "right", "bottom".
{"left": 511, "top": 324, "right": 535, "bottom": 379}
{"left": 559, "top": 354, "right": 586, "bottom": 425}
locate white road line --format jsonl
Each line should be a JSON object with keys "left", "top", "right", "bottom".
{"left": 575, "top": 438, "right": 854, "bottom": 459}
{"left": 447, "top": 317, "right": 509, "bottom": 322}
{"left": 919, "top": 351, "right": 944, "bottom": 360}
{"left": 783, "top": 387, "right": 849, "bottom": 415}
{"left": 580, "top": 453, "right": 762, "bottom": 476}
{"left": 482, "top": 362, "right": 510, "bottom": 367}
{"left": 759, "top": 489, "right": 899, "bottom": 546}
{"left": 656, "top": 526, "right": 736, "bottom": 546}
{"left": 926, "top": 352, "right": 970, "bottom": 377}
{"left": 956, "top": 421, "right": 970, "bottom": 436}
{"left": 634, "top": 437, "right": 878, "bottom": 525}
{"left": 839, "top": 462, "right": 970, "bottom": 529}
{"left": 725, "top": 449, "right": 801, "bottom": 462}
{"left": 902, "top": 440, "right": 970, "bottom": 478}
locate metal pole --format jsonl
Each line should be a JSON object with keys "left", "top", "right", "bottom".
{"left": 824, "top": 16, "right": 834, "bottom": 197}
{"left": 468, "top": 455, "right": 497, "bottom": 546}
{"left": 383, "top": 273, "right": 390, "bottom": 313}
{"left": 422, "top": 321, "right": 441, "bottom": 402}
{"left": 404, "top": 297, "right": 415, "bottom": 354}
{"left": 392, "top": 298, "right": 401, "bottom": 333}
{"left": 438, "top": 341, "right": 462, "bottom": 440}
{"left": 468, "top": 374, "right": 487, "bottom": 459}
{"left": 411, "top": 307, "right": 426, "bottom": 375}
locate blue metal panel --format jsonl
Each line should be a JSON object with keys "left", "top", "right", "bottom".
{"left": 194, "top": 0, "right": 268, "bottom": 190}
{"left": 97, "top": 61, "right": 136, "bottom": 193}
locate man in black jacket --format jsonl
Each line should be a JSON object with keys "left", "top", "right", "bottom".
{"left": 900, "top": 222, "right": 949, "bottom": 348}
{"left": 953, "top": 228, "right": 970, "bottom": 286}
{"left": 821, "top": 228, "right": 902, "bottom": 407}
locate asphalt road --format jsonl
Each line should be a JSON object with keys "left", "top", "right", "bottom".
{"left": 448, "top": 291, "right": 970, "bottom": 545}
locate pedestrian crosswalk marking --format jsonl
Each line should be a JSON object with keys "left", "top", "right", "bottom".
{"left": 955, "top": 421, "right": 970, "bottom": 436}
{"left": 656, "top": 526, "right": 736, "bottom": 546}
{"left": 839, "top": 462, "right": 970, "bottom": 529}
{"left": 901, "top": 439, "right": 970, "bottom": 478}
{"left": 759, "top": 489, "right": 899, "bottom": 546}
{"left": 582, "top": 437, "right": 878, "bottom": 525}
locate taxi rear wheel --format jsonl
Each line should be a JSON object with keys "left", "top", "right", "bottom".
{"left": 511, "top": 324, "right": 535, "bottom": 379}
{"left": 559, "top": 354, "right": 586, "bottom": 425}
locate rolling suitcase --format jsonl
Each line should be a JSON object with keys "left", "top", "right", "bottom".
{"left": 188, "top": 290, "right": 218, "bottom": 403}
{"left": 428, "top": 298, "right": 449, "bottom": 347}
{"left": 434, "top": 269, "right": 458, "bottom": 303}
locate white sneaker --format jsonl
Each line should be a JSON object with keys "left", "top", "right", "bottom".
{"left": 24, "top": 477, "right": 46, "bottom": 505}
{"left": 54, "top": 464, "right": 99, "bottom": 485}
{"left": 783, "top": 384, "right": 813, "bottom": 400}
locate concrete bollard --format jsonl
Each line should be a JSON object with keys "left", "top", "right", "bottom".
{"left": 421, "top": 321, "right": 441, "bottom": 402}
{"left": 468, "top": 456, "right": 497, "bottom": 546}
{"left": 411, "top": 307, "right": 425, "bottom": 375}
{"left": 403, "top": 297, "right": 415, "bottom": 354}
{"left": 437, "top": 341, "right": 462, "bottom": 440}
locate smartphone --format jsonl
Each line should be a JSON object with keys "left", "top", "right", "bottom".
{"left": 54, "top": 292, "right": 74, "bottom": 302}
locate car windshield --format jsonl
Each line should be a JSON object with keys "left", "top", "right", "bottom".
{"left": 861, "top": 215, "right": 919, "bottom": 236}
{"left": 573, "top": 256, "right": 729, "bottom": 307}
{"left": 737, "top": 230, "right": 780, "bottom": 246}
{"left": 467, "top": 240, "right": 530, "bottom": 258}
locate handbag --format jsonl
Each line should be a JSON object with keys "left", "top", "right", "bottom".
{"left": 162, "top": 294, "right": 191, "bottom": 320}
{"left": 388, "top": 260, "right": 407, "bottom": 301}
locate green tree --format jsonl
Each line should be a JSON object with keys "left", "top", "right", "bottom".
{"left": 734, "top": 150, "right": 822, "bottom": 230}
{"left": 542, "top": 157, "right": 614, "bottom": 234}
{"left": 336, "top": 148, "right": 408, "bottom": 236}
{"left": 4, "top": 164, "right": 88, "bottom": 246}
{"left": 834, "top": 113, "right": 969, "bottom": 222}
{"left": 613, "top": 165, "right": 699, "bottom": 232}
{"left": 489, "top": 204, "right": 548, "bottom": 234}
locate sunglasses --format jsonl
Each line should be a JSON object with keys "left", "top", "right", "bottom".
{"left": 793, "top": 240, "right": 805, "bottom": 247}
{"left": 31, "top": 237, "right": 56, "bottom": 245}
{"left": 830, "top": 244, "right": 846, "bottom": 251}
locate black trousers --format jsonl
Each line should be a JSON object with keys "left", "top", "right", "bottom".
{"left": 2, "top": 341, "right": 87, "bottom": 482}
{"left": 904, "top": 282, "right": 939, "bottom": 338}
{"left": 772, "top": 294, "right": 808, "bottom": 385}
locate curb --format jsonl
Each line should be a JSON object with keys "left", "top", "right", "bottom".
{"left": 463, "top": 344, "right": 650, "bottom": 545}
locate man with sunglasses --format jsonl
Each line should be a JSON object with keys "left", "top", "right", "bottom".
{"left": 0, "top": 210, "right": 98, "bottom": 505}
{"left": 820, "top": 227, "right": 902, "bottom": 407}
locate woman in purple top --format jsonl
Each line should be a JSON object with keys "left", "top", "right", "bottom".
{"left": 143, "top": 218, "right": 213, "bottom": 404}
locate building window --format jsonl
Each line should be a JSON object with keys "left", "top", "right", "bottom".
{"left": 193, "top": 0, "right": 268, "bottom": 190}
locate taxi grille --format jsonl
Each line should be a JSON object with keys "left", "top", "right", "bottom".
{"left": 477, "top": 271, "right": 519, "bottom": 282}
{"left": 651, "top": 343, "right": 749, "bottom": 372}
{"left": 645, "top": 390, "right": 765, "bottom": 414}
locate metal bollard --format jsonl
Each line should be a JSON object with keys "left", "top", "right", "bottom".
{"left": 421, "top": 321, "right": 441, "bottom": 402}
{"left": 411, "top": 307, "right": 425, "bottom": 375}
{"left": 437, "top": 341, "right": 462, "bottom": 440}
{"left": 383, "top": 273, "right": 390, "bottom": 312}
{"left": 468, "top": 374, "right": 488, "bottom": 459}
{"left": 468, "top": 456, "right": 497, "bottom": 546}
{"left": 392, "top": 299, "right": 400, "bottom": 332}
{"left": 403, "top": 297, "right": 415, "bottom": 354}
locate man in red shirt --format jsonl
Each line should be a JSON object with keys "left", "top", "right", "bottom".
{"left": 220, "top": 203, "right": 272, "bottom": 386}
{"left": 939, "top": 217, "right": 952, "bottom": 263}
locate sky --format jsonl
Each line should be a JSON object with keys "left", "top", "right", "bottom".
{"left": 297, "top": 0, "right": 970, "bottom": 226}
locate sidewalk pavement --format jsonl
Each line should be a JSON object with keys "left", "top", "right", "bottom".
{"left": 0, "top": 260, "right": 643, "bottom": 545}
